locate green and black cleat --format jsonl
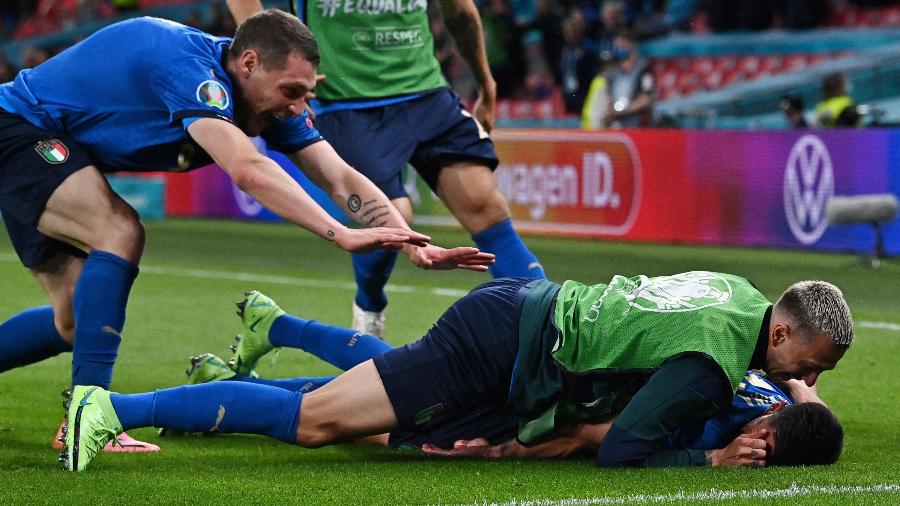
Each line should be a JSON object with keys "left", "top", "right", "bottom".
{"left": 228, "top": 290, "right": 284, "bottom": 376}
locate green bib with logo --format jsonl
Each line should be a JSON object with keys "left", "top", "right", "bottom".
{"left": 300, "top": 0, "right": 448, "bottom": 100}
{"left": 553, "top": 271, "right": 771, "bottom": 392}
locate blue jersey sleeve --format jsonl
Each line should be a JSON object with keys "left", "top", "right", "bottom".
{"left": 149, "top": 56, "right": 236, "bottom": 128}
{"left": 261, "top": 110, "right": 324, "bottom": 154}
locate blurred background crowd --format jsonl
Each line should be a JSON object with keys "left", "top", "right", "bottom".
{"left": 1, "top": 0, "right": 899, "bottom": 128}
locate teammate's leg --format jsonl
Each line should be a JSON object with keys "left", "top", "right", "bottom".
{"left": 0, "top": 254, "right": 78, "bottom": 372}
{"left": 436, "top": 162, "right": 545, "bottom": 279}
{"left": 37, "top": 166, "right": 144, "bottom": 389}
{"left": 270, "top": 312, "right": 393, "bottom": 371}
{"left": 350, "top": 197, "right": 412, "bottom": 336}
{"left": 231, "top": 290, "right": 393, "bottom": 375}
{"left": 63, "top": 360, "right": 397, "bottom": 470}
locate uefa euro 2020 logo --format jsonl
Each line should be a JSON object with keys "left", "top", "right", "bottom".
{"left": 783, "top": 134, "right": 834, "bottom": 245}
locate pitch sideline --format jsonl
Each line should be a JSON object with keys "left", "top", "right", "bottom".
{"left": 451, "top": 483, "right": 900, "bottom": 506}
{"left": 1, "top": 254, "right": 898, "bottom": 332}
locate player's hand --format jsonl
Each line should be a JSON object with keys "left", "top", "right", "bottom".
{"left": 303, "top": 74, "right": 327, "bottom": 121}
{"left": 421, "top": 438, "right": 510, "bottom": 459}
{"left": 472, "top": 79, "right": 497, "bottom": 133}
{"left": 332, "top": 227, "right": 430, "bottom": 253}
{"left": 707, "top": 430, "right": 768, "bottom": 468}
{"left": 405, "top": 245, "right": 495, "bottom": 271}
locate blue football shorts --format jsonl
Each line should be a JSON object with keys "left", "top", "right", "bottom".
{"left": 0, "top": 110, "right": 93, "bottom": 267}
{"left": 313, "top": 89, "right": 499, "bottom": 199}
{"left": 374, "top": 278, "right": 538, "bottom": 438}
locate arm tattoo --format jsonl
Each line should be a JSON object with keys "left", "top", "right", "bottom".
{"left": 361, "top": 199, "right": 390, "bottom": 227}
{"left": 327, "top": 229, "right": 336, "bottom": 238}
{"left": 347, "top": 194, "right": 362, "bottom": 213}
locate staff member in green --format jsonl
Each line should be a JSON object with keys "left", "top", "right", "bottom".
{"left": 227, "top": 0, "right": 546, "bottom": 338}
{"left": 63, "top": 272, "right": 853, "bottom": 470}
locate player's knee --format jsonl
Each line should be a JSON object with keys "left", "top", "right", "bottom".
{"left": 456, "top": 191, "right": 510, "bottom": 230}
{"left": 54, "top": 315, "right": 75, "bottom": 343}
{"left": 102, "top": 210, "right": 145, "bottom": 261}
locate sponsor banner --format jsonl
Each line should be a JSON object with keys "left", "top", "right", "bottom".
{"left": 162, "top": 129, "right": 899, "bottom": 255}
{"left": 411, "top": 129, "right": 899, "bottom": 254}
{"left": 107, "top": 175, "right": 165, "bottom": 221}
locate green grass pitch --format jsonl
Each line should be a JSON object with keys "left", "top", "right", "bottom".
{"left": 0, "top": 219, "right": 898, "bottom": 505}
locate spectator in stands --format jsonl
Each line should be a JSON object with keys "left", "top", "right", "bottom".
{"left": 599, "top": 31, "right": 655, "bottom": 128}
{"left": 20, "top": 47, "right": 50, "bottom": 69}
{"left": 522, "top": 32, "right": 555, "bottom": 100}
{"left": 597, "top": 0, "right": 627, "bottom": 56}
{"left": 780, "top": 94, "right": 808, "bottom": 128}
{"left": 560, "top": 11, "right": 598, "bottom": 114}
{"left": 814, "top": 72, "right": 858, "bottom": 127}
{"left": 482, "top": 0, "right": 525, "bottom": 98}
{"left": 630, "top": 0, "right": 698, "bottom": 38}
{"left": 206, "top": 1, "right": 237, "bottom": 37}
{"left": 0, "top": 51, "right": 17, "bottom": 84}
{"left": 521, "top": 0, "right": 565, "bottom": 83}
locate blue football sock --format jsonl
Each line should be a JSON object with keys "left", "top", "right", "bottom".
{"left": 111, "top": 382, "right": 302, "bottom": 443}
{"left": 0, "top": 306, "right": 71, "bottom": 372}
{"left": 270, "top": 315, "right": 393, "bottom": 371}
{"left": 231, "top": 374, "right": 336, "bottom": 393}
{"left": 351, "top": 249, "right": 399, "bottom": 312}
{"left": 472, "top": 219, "right": 546, "bottom": 279}
{"left": 71, "top": 250, "right": 138, "bottom": 389}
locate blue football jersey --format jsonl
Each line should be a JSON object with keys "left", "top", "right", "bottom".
{"left": 669, "top": 371, "right": 793, "bottom": 450}
{"left": 0, "top": 17, "right": 321, "bottom": 173}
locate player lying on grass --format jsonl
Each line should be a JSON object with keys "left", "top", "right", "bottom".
{"left": 60, "top": 273, "right": 853, "bottom": 471}
{"left": 164, "top": 330, "right": 842, "bottom": 467}
{"left": 0, "top": 9, "right": 493, "bottom": 452}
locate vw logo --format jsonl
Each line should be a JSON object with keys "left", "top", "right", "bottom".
{"left": 232, "top": 183, "right": 264, "bottom": 217}
{"left": 783, "top": 134, "right": 834, "bottom": 245}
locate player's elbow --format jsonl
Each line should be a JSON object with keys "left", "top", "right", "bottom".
{"left": 228, "top": 158, "right": 270, "bottom": 194}
{"left": 595, "top": 425, "right": 653, "bottom": 468}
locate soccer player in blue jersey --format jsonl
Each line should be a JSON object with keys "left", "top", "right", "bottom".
{"left": 174, "top": 343, "right": 842, "bottom": 468}
{"left": 62, "top": 275, "right": 851, "bottom": 471}
{"left": 227, "top": 0, "right": 547, "bottom": 338}
{"left": 0, "top": 9, "right": 494, "bottom": 451}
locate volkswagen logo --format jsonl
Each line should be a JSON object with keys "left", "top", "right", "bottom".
{"left": 783, "top": 134, "right": 834, "bottom": 245}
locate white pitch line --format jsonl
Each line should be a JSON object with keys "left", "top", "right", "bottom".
{"left": 137, "top": 265, "right": 469, "bottom": 298}
{"left": 2, "top": 253, "right": 899, "bottom": 331}
{"left": 859, "top": 320, "right": 900, "bottom": 332}
{"left": 454, "top": 483, "right": 900, "bottom": 506}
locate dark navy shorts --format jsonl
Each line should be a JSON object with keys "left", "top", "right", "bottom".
{"left": 0, "top": 110, "right": 93, "bottom": 267}
{"left": 374, "top": 278, "right": 536, "bottom": 440}
{"left": 313, "top": 89, "right": 499, "bottom": 199}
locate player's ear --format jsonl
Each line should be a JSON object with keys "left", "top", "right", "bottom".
{"left": 238, "top": 49, "right": 259, "bottom": 75}
{"left": 772, "top": 323, "right": 789, "bottom": 346}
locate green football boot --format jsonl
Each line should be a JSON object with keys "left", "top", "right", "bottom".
{"left": 158, "top": 353, "right": 237, "bottom": 437}
{"left": 229, "top": 290, "right": 285, "bottom": 376}
{"left": 186, "top": 353, "right": 237, "bottom": 385}
{"left": 59, "top": 385, "right": 123, "bottom": 472}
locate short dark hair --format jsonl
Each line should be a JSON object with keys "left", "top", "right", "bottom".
{"left": 229, "top": 8, "right": 319, "bottom": 69}
{"left": 768, "top": 403, "right": 844, "bottom": 466}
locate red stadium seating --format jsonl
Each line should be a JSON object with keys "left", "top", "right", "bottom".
{"left": 652, "top": 51, "right": 854, "bottom": 101}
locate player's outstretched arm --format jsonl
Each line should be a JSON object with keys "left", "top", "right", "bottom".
{"left": 226, "top": 0, "right": 264, "bottom": 25}
{"left": 188, "top": 118, "right": 429, "bottom": 252}
{"left": 422, "top": 421, "right": 610, "bottom": 459}
{"left": 290, "top": 142, "right": 494, "bottom": 270}
{"left": 438, "top": 0, "right": 496, "bottom": 132}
